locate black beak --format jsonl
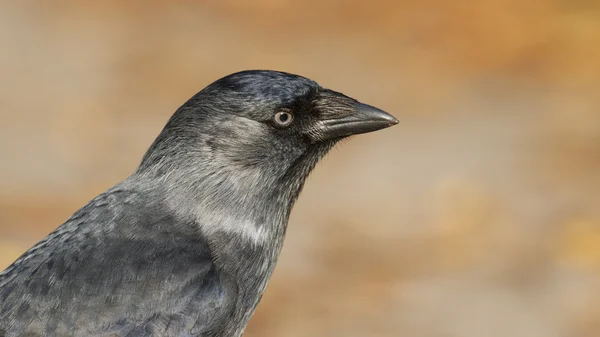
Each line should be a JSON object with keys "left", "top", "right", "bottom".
{"left": 319, "top": 101, "right": 398, "bottom": 140}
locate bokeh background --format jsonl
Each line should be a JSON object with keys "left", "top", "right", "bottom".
{"left": 1, "top": 1, "right": 599, "bottom": 336}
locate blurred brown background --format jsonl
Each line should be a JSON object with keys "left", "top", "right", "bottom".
{"left": 1, "top": 1, "right": 599, "bottom": 336}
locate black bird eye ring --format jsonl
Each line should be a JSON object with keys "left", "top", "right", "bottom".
{"left": 273, "top": 111, "right": 294, "bottom": 127}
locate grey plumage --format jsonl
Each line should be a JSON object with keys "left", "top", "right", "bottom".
{"left": 0, "top": 70, "right": 397, "bottom": 337}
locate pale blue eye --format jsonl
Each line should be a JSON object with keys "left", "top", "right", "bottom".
{"left": 274, "top": 111, "right": 293, "bottom": 126}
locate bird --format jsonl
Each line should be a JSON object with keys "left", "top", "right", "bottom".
{"left": 0, "top": 70, "right": 398, "bottom": 337}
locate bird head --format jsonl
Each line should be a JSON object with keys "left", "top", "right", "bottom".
{"left": 195, "top": 70, "right": 398, "bottom": 142}
{"left": 137, "top": 70, "right": 397, "bottom": 229}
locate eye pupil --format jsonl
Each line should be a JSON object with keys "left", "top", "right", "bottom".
{"left": 274, "top": 111, "right": 293, "bottom": 126}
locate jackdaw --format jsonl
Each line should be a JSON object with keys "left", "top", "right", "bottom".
{"left": 0, "top": 70, "right": 398, "bottom": 337}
